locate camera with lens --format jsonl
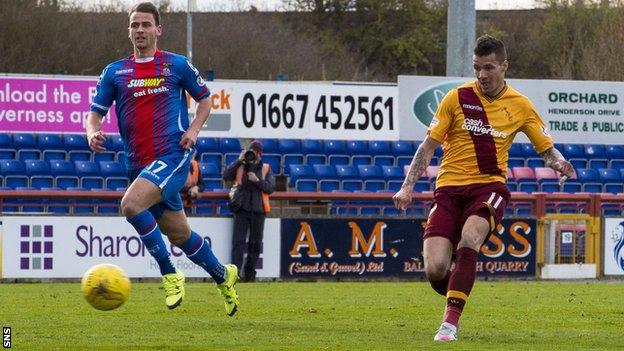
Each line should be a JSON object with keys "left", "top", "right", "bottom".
{"left": 243, "top": 149, "right": 258, "bottom": 170}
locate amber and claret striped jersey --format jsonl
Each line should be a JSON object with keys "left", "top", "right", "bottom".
{"left": 427, "top": 80, "right": 553, "bottom": 188}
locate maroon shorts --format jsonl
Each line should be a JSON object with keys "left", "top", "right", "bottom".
{"left": 423, "top": 182, "right": 511, "bottom": 247}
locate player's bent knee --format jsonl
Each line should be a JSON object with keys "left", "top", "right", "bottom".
{"left": 424, "top": 261, "right": 448, "bottom": 281}
{"left": 120, "top": 199, "right": 141, "bottom": 218}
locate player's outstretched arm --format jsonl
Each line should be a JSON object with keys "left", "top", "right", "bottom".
{"left": 540, "top": 146, "right": 575, "bottom": 184}
{"left": 393, "top": 136, "right": 440, "bottom": 210}
{"left": 86, "top": 111, "right": 106, "bottom": 153}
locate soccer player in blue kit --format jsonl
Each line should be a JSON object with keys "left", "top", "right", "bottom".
{"left": 85, "top": 2, "right": 239, "bottom": 315}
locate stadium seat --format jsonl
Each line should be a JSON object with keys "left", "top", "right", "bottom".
{"left": 576, "top": 168, "right": 598, "bottom": 183}
{"left": 63, "top": 134, "right": 89, "bottom": 151}
{"left": 17, "top": 149, "right": 41, "bottom": 161}
{"left": 562, "top": 144, "right": 584, "bottom": 159}
{"left": 508, "top": 157, "right": 524, "bottom": 169}
{"left": 0, "top": 148, "right": 16, "bottom": 160}
{"left": 512, "top": 167, "right": 536, "bottom": 185}
{"left": 346, "top": 140, "right": 368, "bottom": 155}
{"left": 278, "top": 139, "right": 301, "bottom": 154}
{"left": 202, "top": 178, "right": 223, "bottom": 191}
{"left": 74, "top": 161, "right": 100, "bottom": 177}
{"left": 69, "top": 150, "right": 91, "bottom": 162}
{"left": 358, "top": 165, "right": 384, "bottom": 191}
{"left": 610, "top": 159, "right": 624, "bottom": 171}
{"left": 335, "top": 165, "right": 359, "bottom": 180}
{"left": 342, "top": 180, "right": 363, "bottom": 192}
{"left": 521, "top": 143, "right": 539, "bottom": 158}
{"left": 13, "top": 133, "right": 37, "bottom": 149}
{"left": 42, "top": 149, "right": 67, "bottom": 162}
{"left": 289, "top": 164, "right": 315, "bottom": 186}
{"left": 324, "top": 140, "right": 347, "bottom": 155}
{"left": 381, "top": 165, "right": 404, "bottom": 181}
{"left": 518, "top": 181, "right": 539, "bottom": 193}
{"left": 259, "top": 139, "right": 279, "bottom": 154}
{"left": 396, "top": 155, "right": 413, "bottom": 168}
{"left": 110, "top": 135, "right": 125, "bottom": 152}
{"left": 224, "top": 153, "right": 240, "bottom": 167}
{"left": 313, "top": 164, "right": 336, "bottom": 179}
{"left": 584, "top": 144, "right": 605, "bottom": 159}
{"left": 534, "top": 167, "right": 557, "bottom": 183}
{"left": 220, "top": 138, "right": 241, "bottom": 153}
{"left": 0, "top": 133, "right": 12, "bottom": 148}
{"left": 93, "top": 151, "right": 116, "bottom": 163}
{"left": 328, "top": 154, "right": 350, "bottom": 166}
{"left": 199, "top": 163, "right": 220, "bottom": 178}
{"left": 569, "top": 158, "right": 587, "bottom": 169}
{"left": 351, "top": 155, "right": 372, "bottom": 167}
{"left": 391, "top": 140, "right": 414, "bottom": 156}
{"left": 605, "top": 145, "right": 624, "bottom": 159}
{"left": 283, "top": 154, "right": 305, "bottom": 175}
{"left": 38, "top": 133, "right": 64, "bottom": 150}
{"left": 200, "top": 153, "right": 222, "bottom": 170}
{"left": 305, "top": 154, "right": 327, "bottom": 166}
{"left": 1, "top": 160, "right": 27, "bottom": 188}
{"left": 25, "top": 160, "right": 53, "bottom": 189}
{"left": 368, "top": 140, "right": 391, "bottom": 155}
{"left": 599, "top": 168, "right": 621, "bottom": 182}
{"left": 195, "top": 137, "right": 219, "bottom": 153}
{"left": 526, "top": 158, "right": 544, "bottom": 168}
{"left": 373, "top": 155, "right": 394, "bottom": 167}
{"left": 301, "top": 139, "right": 323, "bottom": 154}
{"left": 262, "top": 154, "right": 281, "bottom": 175}
{"left": 588, "top": 159, "right": 608, "bottom": 170}
{"left": 509, "top": 143, "right": 523, "bottom": 158}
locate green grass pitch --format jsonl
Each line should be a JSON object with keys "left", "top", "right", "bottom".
{"left": 1, "top": 281, "right": 623, "bottom": 350}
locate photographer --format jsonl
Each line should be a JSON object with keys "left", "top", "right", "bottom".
{"left": 223, "top": 140, "right": 275, "bottom": 282}
{"left": 181, "top": 153, "right": 204, "bottom": 213}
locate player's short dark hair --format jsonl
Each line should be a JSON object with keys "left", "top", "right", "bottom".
{"left": 129, "top": 2, "right": 160, "bottom": 26}
{"left": 474, "top": 34, "right": 507, "bottom": 62}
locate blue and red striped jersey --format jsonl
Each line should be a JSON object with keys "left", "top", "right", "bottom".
{"left": 90, "top": 49, "right": 210, "bottom": 170}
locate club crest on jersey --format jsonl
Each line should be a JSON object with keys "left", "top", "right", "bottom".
{"left": 462, "top": 117, "right": 508, "bottom": 138}
{"left": 127, "top": 78, "right": 165, "bottom": 88}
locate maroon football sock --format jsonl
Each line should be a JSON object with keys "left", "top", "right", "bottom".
{"left": 428, "top": 270, "right": 451, "bottom": 296}
{"left": 443, "top": 247, "right": 478, "bottom": 327}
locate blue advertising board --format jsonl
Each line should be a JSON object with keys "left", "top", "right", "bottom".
{"left": 281, "top": 218, "right": 536, "bottom": 278}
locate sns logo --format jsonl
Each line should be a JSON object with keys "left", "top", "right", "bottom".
{"left": 127, "top": 78, "right": 165, "bottom": 88}
{"left": 610, "top": 221, "right": 624, "bottom": 271}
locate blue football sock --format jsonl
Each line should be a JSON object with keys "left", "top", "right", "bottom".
{"left": 127, "top": 210, "right": 176, "bottom": 275}
{"left": 179, "top": 231, "right": 226, "bottom": 284}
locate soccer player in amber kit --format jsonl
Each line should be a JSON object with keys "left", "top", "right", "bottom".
{"left": 85, "top": 2, "right": 239, "bottom": 315}
{"left": 393, "top": 35, "right": 575, "bottom": 341}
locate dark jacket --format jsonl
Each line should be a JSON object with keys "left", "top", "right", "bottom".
{"left": 223, "top": 159, "right": 275, "bottom": 214}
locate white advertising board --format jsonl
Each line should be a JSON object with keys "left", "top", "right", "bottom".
{"left": 175, "top": 81, "right": 398, "bottom": 141}
{"left": 603, "top": 218, "right": 624, "bottom": 275}
{"left": 398, "top": 75, "right": 624, "bottom": 144}
{"left": 0, "top": 216, "right": 281, "bottom": 278}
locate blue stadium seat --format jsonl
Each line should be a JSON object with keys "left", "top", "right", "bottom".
{"left": 69, "top": 150, "right": 91, "bottom": 162}
{"left": 288, "top": 164, "right": 315, "bottom": 186}
{"left": 1, "top": 160, "right": 28, "bottom": 188}
{"left": 583, "top": 183, "right": 603, "bottom": 193}
{"left": 562, "top": 182, "right": 582, "bottom": 193}
{"left": 526, "top": 158, "right": 544, "bottom": 168}
{"left": 584, "top": 144, "right": 605, "bottom": 159}
{"left": 301, "top": 139, "right": 323, "bottom": 154}
{"left": 305, "top": 154, "right": 326, "bottom": 166}
{"left": 259, "top": 139, "right": 279, "bottom": 154}
{"left": 110, "top": 135, "right": 125, "bottom": 152}
{"left": 605, "top": 145, "right": 624, "bottom": 159}
{"left": 278, "top": 139, "right": 301, "bottom": 154}
{"left": 391, "top": 141, "right": 414, "bottom": 156}
{"left": 328, "top": 154, "right": 350, "bottom": 166}
{"left": 202, "top": 178, "right": 223, "bottom": 191}
{"left": 324, "top": 140, "right": 347, "bottom": 155}
{"left": 540, "top": 182, "right": 559, "bottom": 193}
{"left": 17, "top": 149, "right": 41, "bottom": 161}
{"left": 0, "top": 149, "right": 15, "bottom": 160}
{"left": 295, "top": 179, "right": 318, "bottom": 192}
{"left": 370, "top": 155, "right": 391, "bottom": 167}
{"left": 610, "top": 159, "right": 624, "bottom": 171}
{"left": 63, "top": 134, "right": 89, "bottom": 151}
{"left": 335, "top": 165, "right": 359, "bottom": 180}
{"left": 283, "top": 154, "right": 304, "bottom": 175}
{"left": 313, "top": 164, "right": 340, "bottom": 191}
{"left": 42, "top": 149, "right": 67, "bottom": 162}
{"left": 74, "top": 161, "right": 100, "bottom": 177}
{"left": 342, "top": 180, "right": 363, "bottom": 192}
{"left": 569, "top": 159, "right": 587, "bottom": 169}
{"left": 358, "top": 165, "right": 383, "bottom": 180}
{"left": 381, "top": 165, "right": 404, "bottom": 181}
{"left": 605, "top": 184, "right": 624, "bottom": 194}
{"left": 224, "top": 153, "right": 240, "bottom": 167}
{"left": 507, "top": 181, "right": 518, "bottom": 192}
{"left": 220, "top": 138, "right": 241, "bottom": 153}
{"left": 518, "top": 181, "right": 539, "bottom": 193}
{"left": 200, "top": 153, "right": 222, "bottom": 170}
{"left": 0, "top": 133, "right": 12, "bottom": 148}
{"left": 562, "top": 144, "right": 585, "bottom": 159}
{"left": 93, "top": 151, "right": 116, "bottom": 163}
{"left": 588, "top": 159, "right": 608, "bottom": 170}
{"left": 351, "top": 155, "right": 372, "bottom": 167}
{"left": 100, "top": 161, "right": 129, "bottom": 190}
{"left": 199, "top": 163, "right": 220, "bottom": 178}
{"left": 319, "top": 179, "right": 340, "bottom": 192}
{"left": 346, "top": 140, "right": 368, "bottom": 155}
{"left": 368, "top": 140, "right": 391, "bottom": 155}
{"left": 25, "top": 160, "right": 53, "bottom": 189}
{"left": 38, "top": 133, "right": 64, "bottom": 150}
{"left": 396, "top": 156, "right": 413, "bottom": 168}
{"left": 508, "top": 158, "right": 524, "bottom": 169}
{"left": 13, "top": 133, "right": 37, "bottom": 149}
{"left": 195, "top": 137, "right": 219, "bottom": 153}
{"left": 521, "top": 143, "right": 539, "bottom": 158}
{"left": 262, "top": 154, "right": 281, "bottom": 175}
{"left": 509, "top": 143, "right": 523, "bottom": 158}
{"left": 576, "top": 168, "right": 598, "bottom": 183}
{"left": 49, "top": 160, "right": 75, "bottom": 176}
{"left": 599, "top": 168, "right": 621, "bottom": 183}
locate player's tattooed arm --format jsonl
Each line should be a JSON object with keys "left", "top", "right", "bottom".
{"left": 540, "top": 146, "right": 575, "bottom": 180}
{"left": 401, "top": 136, "right": 439, "bottom": 191}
